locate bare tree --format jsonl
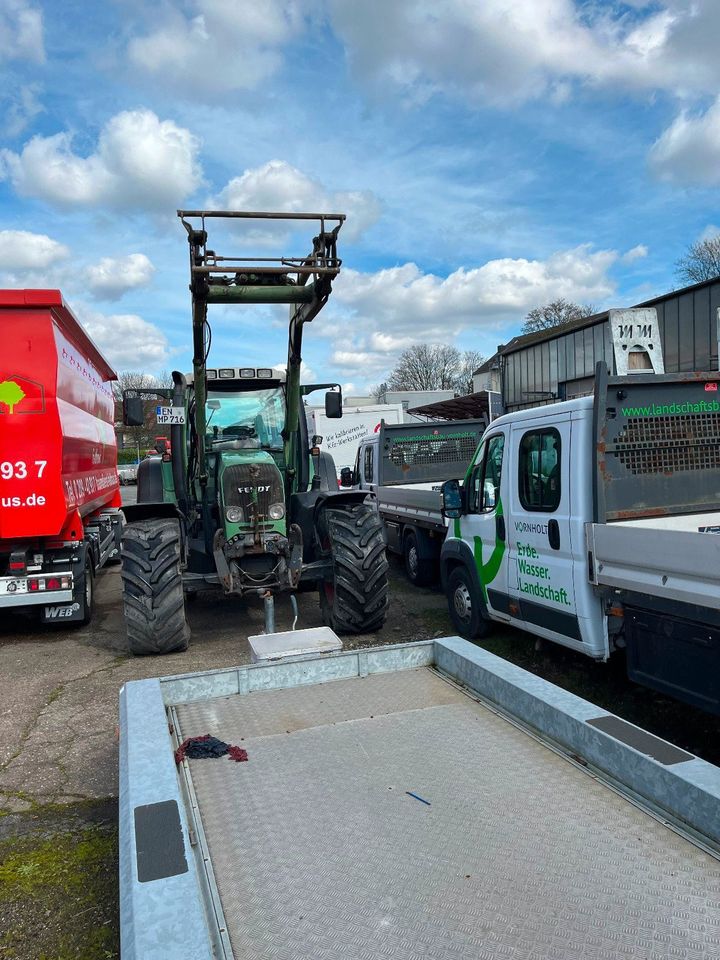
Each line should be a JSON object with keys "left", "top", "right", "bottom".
{"left": 522, "top": 298, "right": 595, "bottom": 335}
{"left": 453, "top": 350, "right": 486, "bottom": 395}
{"left": 675, "top": 237, "right": 720, "bottom": 285}
{"left": 382, "top": 344, "right": 485, "bottom": 396}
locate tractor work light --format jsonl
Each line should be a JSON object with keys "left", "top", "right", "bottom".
{"left": 268, "top": 503, "right": 285, "bottom": 520}
{"left": 240, "top": 368, "right": 255, "bottom": 378}
{"left": 257, "top": 368, "right": 273, "bottom": 378}
{"left": 219, "top": 368, "right": 235, "bottom": 378}
{"left": 206, "top": 369, "right": 218, "bottom": 379}
{"left": 226, "top": 507, "right": 244, "bottom": 523}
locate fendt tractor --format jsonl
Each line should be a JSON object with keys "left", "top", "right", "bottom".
{"left": 121, "top": 211, "right": 388, "bottom": 654}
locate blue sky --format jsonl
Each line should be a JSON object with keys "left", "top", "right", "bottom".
{"left": 1, "top": 0, "right": 720, "bottom": 393}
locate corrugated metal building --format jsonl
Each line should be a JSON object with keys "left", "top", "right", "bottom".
{"left": 501, "top": 277, "right": 720, "bottom": 411}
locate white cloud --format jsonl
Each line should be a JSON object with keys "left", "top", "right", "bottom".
{"left": 78, "top": 309, "right": 170, "bottom": 371}
{"left": 86, "top": 254, "right": 156, "bottom": 301}
{"left": 0, "top": 229, "right": 69, "bottom": 269}
{"left": 0, "top": 109, "right": 202, "bottom": 209}
{"left": 622, "top": 244, "right": 649, "bottom": 263}
{"left": 325, "top": 244, "right": 618, "bottom": 379}
{"left": 0, "top": 0, "right": 44, "bottom": 64}
{"left": 212, "top": 160, "right": 381, "bottom": 243}
{"left": 649, "top": 98, "right": 720, "bottom": 185}
{"left": 128, "top": 0, "right": 303, "bottom": 96}
{"left": 1, "top": 83, "right": 43, "bottom": 138}
{"left": 324, "top": 0, "right": 720, "bottom": 106}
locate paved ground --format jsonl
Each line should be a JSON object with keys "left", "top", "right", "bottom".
{"left": 0, "top": 551, "right": 449, "bottom": 812}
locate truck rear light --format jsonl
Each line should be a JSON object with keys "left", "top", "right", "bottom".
{"left": 28, "top": 579, "right": 39, "bottom": 591}
{"left": 9, "top": 549, "right": 27, "bottom": 573}
{"left": 47, "top": 577, "right": 61, "bottom": 590}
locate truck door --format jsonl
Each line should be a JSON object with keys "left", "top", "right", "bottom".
{"left": 461, "top": 429, "right": 511, "bottom": 619}
{"left": 355, "top": 440, "right": 376, "bottom": 493}
{"left": 507, "top": 416, "right": 581, "bottom": 649}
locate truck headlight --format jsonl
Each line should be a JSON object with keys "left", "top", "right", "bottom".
{"left": 226, "top": 506, "right": 244, "bottom": 523}
{"left": 268, "top": 503, "right": 285, "bottom": 520}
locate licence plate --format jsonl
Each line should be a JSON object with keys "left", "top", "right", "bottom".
{"left": 0, "top": 579, "right": 27, "bottom": 595}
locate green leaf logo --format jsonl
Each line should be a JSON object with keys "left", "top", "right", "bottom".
{"left": 0, "top": 380, "right": 26, "bottom": 414}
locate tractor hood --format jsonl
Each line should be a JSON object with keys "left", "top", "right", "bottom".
{"left": 217, "top": 449, "right": 286, "bottom": 536}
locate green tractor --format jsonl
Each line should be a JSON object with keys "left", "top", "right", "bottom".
{"left": 120, "top": 210, "right": 388, "bottom": 654}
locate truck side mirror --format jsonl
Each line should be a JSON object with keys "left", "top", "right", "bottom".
{"left": 339, "top": 467, "right": 354, "bottom": 488}
{"left": 325, "top": 390, "right": 342, "bottom": 419}
{"left": 123, "top": 395, "right": 145, "bottom": 427}
{"left": 441, "top": 479, "right": 463, "bottom": 519}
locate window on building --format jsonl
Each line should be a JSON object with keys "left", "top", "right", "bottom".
{"left": 518, "top": 428, "right": 561, "bottom": 512}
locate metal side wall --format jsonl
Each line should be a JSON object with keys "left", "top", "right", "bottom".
{"left": 119, "top": 679, "right": 214, "bottom": 960}
{"left": 119, "top": 638, "right": 720, "bottom": 958}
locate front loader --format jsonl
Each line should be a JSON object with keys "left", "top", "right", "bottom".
{"left": 120, "top": 211, "right": 388, "bottom": 654}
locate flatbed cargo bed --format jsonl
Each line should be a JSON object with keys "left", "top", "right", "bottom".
{"left": 120, "top": 639, "right": 720, "bottom": 960}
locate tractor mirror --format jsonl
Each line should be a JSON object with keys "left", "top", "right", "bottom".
{"left": 123, "top": 395, "right": 145, "bottom": 427}
{"left": 325, "top": 390, "right": 342, "bottom": 418}
{"left": 441, "top": 479, "right": 463, "bottom": 519}
{"left": 339, "top": 467, "right": 354, "bottom": 488}
{"left": 207, "top": 399, "right": 221, "bottom": 410}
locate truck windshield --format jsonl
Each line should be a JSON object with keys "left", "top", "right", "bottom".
{"left": 206, "top": 387, "right": 285, "bottom": 450}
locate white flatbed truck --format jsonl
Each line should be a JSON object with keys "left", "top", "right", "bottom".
{"left": 348, "top": 420, "right": 486, "bottom": 584}
{"left": 120, "top": 633, "right": 720, "bottom": 959}
{"left": 439, "top": 364, "right": 720, "bottom": 714}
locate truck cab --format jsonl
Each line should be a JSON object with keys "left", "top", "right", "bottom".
{"left": 441, "top": 397, "right": 607, "bottom": 656}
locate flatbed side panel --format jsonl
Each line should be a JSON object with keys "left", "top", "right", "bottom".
{"left": 587, "top": 521, "right": 720, "bottom": 610}
{"left": 119, "top": 679, "right": 214, "bottom": 960}
{"left": 159, "top": 640, "right": 435, "bottom": 706}
{"left": 434, "top": 637, "right": 720, "bottom": 849}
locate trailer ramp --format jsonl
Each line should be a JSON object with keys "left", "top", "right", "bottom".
{"left": 168, "top": 663, "right": 720, "bottom": 960}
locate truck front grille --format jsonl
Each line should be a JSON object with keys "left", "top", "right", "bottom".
{"left": 222, "top": 462, "right": 284, "bottom": 523}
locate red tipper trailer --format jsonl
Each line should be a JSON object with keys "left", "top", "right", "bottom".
{"left": 0, "top": 289, "right": 123, "bottom": 624}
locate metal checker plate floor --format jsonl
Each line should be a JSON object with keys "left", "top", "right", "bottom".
{"left": 175, "top": 668, "right": 720, "bottom": 960}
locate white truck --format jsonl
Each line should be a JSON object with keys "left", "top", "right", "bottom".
{"left": 307, "top": 403, "right": 403, "bottom": 477}
{"left": 347, "top": 420, "right": 486, "bottom": 584}
{"left": 440, "top": 363, "right": 720, "bottom": 714}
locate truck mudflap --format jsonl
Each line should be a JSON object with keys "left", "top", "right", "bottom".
{"left": 625, "top": 604, "right": 720, "bottom": 715}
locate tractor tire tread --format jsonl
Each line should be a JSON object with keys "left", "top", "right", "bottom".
{"left": 120, "top": 518, "right": 190, "bottom": 655}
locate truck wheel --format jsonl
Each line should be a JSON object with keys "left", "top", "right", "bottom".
{"left": 403, "top": 531, "right": 437, "bottom": 587}
{"left": 121, "top": 518, "right": 190, "bottom": 655}
{"left": 319, "top": 504, "right": 389, "bottom": 633}
{"left": 446, "top": 566, "right": 490, "bottom": 640}
{"left": 78, "top": 556, "right": 95, "bottom": 626}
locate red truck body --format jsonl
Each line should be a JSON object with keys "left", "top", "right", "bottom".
{"left": 0, "top": 290, "right": 122, "bottom": 623}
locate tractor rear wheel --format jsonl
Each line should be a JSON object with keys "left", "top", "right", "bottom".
{"left": 120, "top": 518, "right": 190, "bottom": 655}
{"left": 319, "top": 503, "right": 389, "bottom": 633}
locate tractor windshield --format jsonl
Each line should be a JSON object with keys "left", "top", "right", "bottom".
{"left": 206, "top": 387, "right": 285, "bottom": 450}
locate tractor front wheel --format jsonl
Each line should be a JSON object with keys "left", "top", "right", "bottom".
{"left": 120, "top": 518, "right": 190, "bottom": 655}
{"left": 319, "top": 503, "right": 389, "bottom": 634}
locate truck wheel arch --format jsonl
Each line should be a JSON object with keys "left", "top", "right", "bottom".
{"left": 440, "top": 538, "right": 478, "bottom": 591}
{"left": 402, "top": 526, "right": 439, "bottom": 586}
